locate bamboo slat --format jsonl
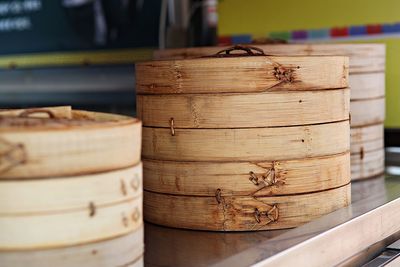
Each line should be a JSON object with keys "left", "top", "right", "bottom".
{"left": 142, "top": 121, "right": 349, "bottom": 161}
{"left": 351, "top": 149, "right": 385, "bottom": 180}
{"left": 143, "top": 153, "right": 350, "bottom": 196}
{"left": 137, "top": 89, "right": 349, "bottom": 128}
{"left": 144, "top": 184, "right": 351, "bottom": 231}
{"left": 0, "top": 225, "right": 144, "bottom": 267}
{"left": 0, "top": 163, "right": 142, "bottom": 214}
{"left": 349, "top": 72, "right": 385, "bottom": 100}
{"left": 153, "top": 44, "right": 385, "bottom": 73}
{"left": 136, "top": 56, "right": 348, "bottom": 94}
{"left": 350, "top": 98, "right": 385, "bottom": 127}
{"left": 350, "top": 123, "right": 384, "bottom": 154}
{"left": 0, "top": 110, "right": 141, "bottom": 179}
{"left": 0, "top": 196, "right": 142, "bottom": 250}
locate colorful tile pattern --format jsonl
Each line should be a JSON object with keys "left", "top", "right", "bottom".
{"left": 218, "top": 22, "right": 400, "bottom": 44}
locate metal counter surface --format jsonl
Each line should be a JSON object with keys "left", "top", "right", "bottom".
{"left": 144, "top": 152, "right": 400, "bottom": 267}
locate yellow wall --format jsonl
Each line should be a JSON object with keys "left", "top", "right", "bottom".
{"left": 218, "top": 0, "right": 400, "bottom": 128}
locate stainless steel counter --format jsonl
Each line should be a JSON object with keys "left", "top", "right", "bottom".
{"left": 144, "top": 150, "right": 400, "bottom": 267}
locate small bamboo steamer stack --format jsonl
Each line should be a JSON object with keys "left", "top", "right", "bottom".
{"left": 155, "top": 44, "right": 386, "bottom": 181}
{"left": 0, "top": 107, "right": 144, "bottom": 267}
{"left": 137, "top": 46, "right": 351, "bottom": 231}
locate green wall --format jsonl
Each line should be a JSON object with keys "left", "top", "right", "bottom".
{"left": 218, "top": 0, "right": 400, "bottom": 128}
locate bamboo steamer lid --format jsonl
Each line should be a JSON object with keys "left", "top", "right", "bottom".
{"left": 0, "top": 225, "right": 144, "bottom": 267}
{"left": 144, "top": 184, "right": 351, "bottom": 231}
{"left": 0, "top": 196, "right": 142, "bottom": 250}
{"left": 143, "top": 153, "right": 350, "bottom": 196}
{"left": 153, "top": 43, "right": 385, "bottom": 74}
{"left": 0, "top": 164, "right": 142, "bottom": 214}
{"left": 138, "top": 46, "right": 349, "bottom": 95}
{"left": 0, "top": 107, "right": 141, "bottom": 179}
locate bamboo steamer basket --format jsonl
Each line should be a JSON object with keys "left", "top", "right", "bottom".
{"left": 351, "top": 123, "right": 384, "bottom": 155}
{"left": 0, "top": 107, "right": 141, "bottom": 179}
{"left": 0, "top": 193, "right": 142, "bottom": 250}
{"left": 137, "top": 46, "right": 350, "bottom": 231}
{"left": 144, "top": 184, "right": 351, "bottom": 231}
{"left": 350, "top": 98, "right": 385, "bottom": 127}
{"left": 143, "top": 153, "right": 350, "bottom": 196}
{"left": 351, "top": 148, "right": 385, "bottom": 181}
{"left": 0, "top": 164, "right": 142, "bottom": 214}
{"left": 154, "top": 44, "right": 385, "bottom": 182}
{"left": 0, "top": 225, "right": 144, "bottom": 267}
{"left": 137, "top": 89, "right": 349, "bottom": 128}
{"left": 142, "top": 121, "right": 349, "bottom": 162}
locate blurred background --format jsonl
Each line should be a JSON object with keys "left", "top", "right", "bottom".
{"left": 0, "top": 0, "right": 398, "bottom": 144}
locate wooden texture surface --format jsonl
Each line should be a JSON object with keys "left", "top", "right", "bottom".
{"left": 144, "top": 184, "right": 351, "bottom": 231}
{"left": 142, "top": 120, "right": 350, "bottom": 161}
{"left": 136, "top": 56, "right": 348, "bottom": 94}
{"left": 0, "top": 225, "right": 144, "bottom": 267}
{"left": 0, "top": 163, "right": 142, "bottom": 214}
{"left": 350, "top": 97, "right": 385, "bottom": 127}
{"left": 137, "top": 89, "right": 349, "bottom": 128}
{"left": 0, "top": 196, "right": 142, "bottom": 250}
{"left": 351, "top": 149, "right": 385, "bottom": 181}
{"left": 153, "top": 44, "right": 385, "bottom": 73}
{"left": 349, "top": 72, "right": 385, "bottom": 100}
{"left": 143, "top": 153, "right": 350, "bottom": 196}
{"left": 0, "top": 110, "right": 141, "bottom": 179}
{"left": 350, "top": 123, "right": 384, "bottom": 154}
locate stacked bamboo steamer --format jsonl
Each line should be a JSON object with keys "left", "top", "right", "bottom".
{"left": 137, "top": 46, "right": 351, "bottom": 231}
{"left": 0, "top": 106, "right": 144, "bottom": 267}
{"left": 155, "top": 43, "right": 386, "bottom": 181}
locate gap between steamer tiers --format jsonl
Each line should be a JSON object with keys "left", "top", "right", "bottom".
{"left": 143, "top": 118, "right": 350, "bottom": 130}
{"left": 136, "top": 86, "right": 349, "bottom": 96}
{"left": 0, "top": 194, "right": 142, "bottom": 217}
{"left": 141, "top": 150, "right": 351, "bottom": 164}
{"left": 143, "top": 182, "right": 352, "bottom": 198}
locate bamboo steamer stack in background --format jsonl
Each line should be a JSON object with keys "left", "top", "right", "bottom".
{"left": 155, "top": 44, "right": 386, "bottom": 181}
{"left": 137, "top": 46, "right": 351, "bottom": 231}
{"left": 0, "top": 107, "right": 144, "bottom": 267}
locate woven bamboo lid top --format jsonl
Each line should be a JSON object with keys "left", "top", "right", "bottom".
{"left": 154, "top": 43, "right": 385, "bottom": 74}
{"left": 0, "top": 107, "right": 140, "bottom": 131}
{"left": 137, "top": 45, "right": 349, "bottom": 94}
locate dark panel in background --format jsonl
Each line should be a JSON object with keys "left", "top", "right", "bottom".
{"left": 0, "top": 0, "right": 161, "bottom": 54}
